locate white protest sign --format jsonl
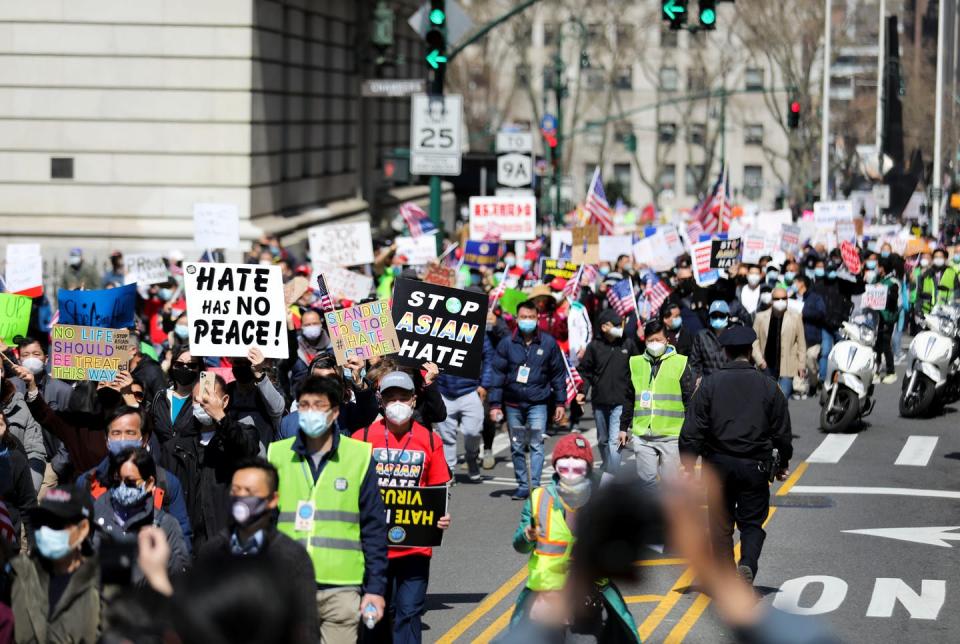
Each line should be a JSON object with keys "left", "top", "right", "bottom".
{"left": 193, "top": 203, "right": 240, "bottom": 250}
{"left": 4, "top": 254, "right": 43, "bottom": 295}
{"left": 182, "top": 262, "right": 288, "bottom": 359}
{"left": 599, "top": 235, "right": 634, "bottom": 262}
{"left": 314, "top": 261, "right": 375, "bottom": 302}
{"left": 741, "top": 231, "right": 769, "bottom": 264}
{"left": 632, "top": 235, "right": 674, "bottom": 272}
{"left": 123, "top": 253, "right": 170, "bottom": 286}
{"left": 6, "top": 244, "right": 40, "bottom": 262}
{"left": 754, "top": 209, "right": 794, "bottom": 234}
{"left": 551, "top": 230, "right": 573, "bottom": 258}
{"left": 814, "top": 201, "right": 854, "bottom": 227}
{"left": 780, "top": 224, "right": 802, "bottom": 255}
{"left": 691, "top": 241, "right": 720, "bottom": 286}
{"left": 836, "top": 220, "right": 857, "bottom": 244}
{"left": 395, "top": 235, "right": 438, "bottom": 266}
{"left": 308, "top": 221, "right": 375, "bottom": 266}
{"left": 468, "top": 196, "right": 537, "bottom": 241}
{"left": 862, "top": 284, "right": 889, "bottom": 310}
{"left": 660, "top": 225, "right": 686, "bottom": 259}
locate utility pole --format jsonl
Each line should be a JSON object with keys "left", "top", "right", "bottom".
{"left": 820, "top": 0, "right": 832, "bottom": 201}
{"left": 932, "top": 0, "right": 945, "bottom": 237}
{"left": 554, "top": 29, "right": 564, "bottom": 226}
{"left": 875, "top": 0, "right": 885, "bottom": 179}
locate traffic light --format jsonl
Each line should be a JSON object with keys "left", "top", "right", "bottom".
{"left": 662, "top": 0, "right": 688, "bottom": 31}
{"left": 698, "top": 1, "right": 717, "bottom": 29}
{"left": 371, "top": 0, "right": 394, "bottom": 50}
{"left": 425, "top": 1, "right": 447, "bottom": 71}
{"left": 788, "top": 100, "right": 801, "bottom": 130}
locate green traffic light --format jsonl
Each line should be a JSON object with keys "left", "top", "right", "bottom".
{"left": 700, "top": 8, "right": 716, "bottom": 25}
{"left": 429, "top": 8, "right": 445, "bottom": 25}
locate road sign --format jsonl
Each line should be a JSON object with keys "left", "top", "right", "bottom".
{"left": 362, "top": 79, "right": 426, "bottom": 98}
{"left": 540, "top": 113, "right": 557, "bottom": 135}
{"left": 408, "top": 0, "right": 474, "bottom": 48}
{"left": 410, "top": 93, "right": 463, "bottom": 176}
{"left": 873, "top": 184, "right": 890, "bottom": 209}
{"left": 496, "top": 131, "right": 533, "bottom": 154}
{"left": 497, "top": 153, "right": 532, "bottom": 188}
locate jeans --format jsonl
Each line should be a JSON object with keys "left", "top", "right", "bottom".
{"left": 506, "top": 404, "right": 548, "bottom": 495}
{"left": 593, "top": 404, "right": 623, "bottom": 473}
{"left": 706, "top": 453, "right": 770, "bottom": 578}
{"left": 631, "top": 434, "right": 680, "bottom": 488}
{"left": 818, "top": 329, "right": 835, "bottom": 382}
{"left": 366, "top": 556, "right": 431, "bottom": 644}
{"left": 434, "top": 392, "right": 483, "bottom": 469}
{"left": 764, "top": 369, "right": 794, "bottom": 398}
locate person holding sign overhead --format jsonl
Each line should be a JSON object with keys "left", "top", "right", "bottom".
{"left": 353, "top": 371, "right": 450, "bottom": 644}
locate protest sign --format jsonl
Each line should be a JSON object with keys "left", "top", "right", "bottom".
{"left": 741, "top": 232, "right": 768, "bottom": 265}
{"left": 308, "top": 221, "right": 375, "bottom": 266}
{"left": 282, "top": 276, "right": 310, "bottom": 307}
{"left": 813, "top": 201, "right": 854, "bottom": 227}
{"left": 550, "top": 230, "right": 572, "bottom": 258}
{"left": 182, "top": 263, "right": 288, "bottom": 359}
{"left": 5, "top": 244, "right": 40, "bottom": 262}
{"left": 468, "top": 196, "right": 537, "bottom": 241}
{"left": 4, "top": 253, "right": 43, "bottom": 297}
{"left": 661, "top": 225, "right": 686, "bottom": 260}
{"left": 422, "top": 264, "right": 457, "bottom": 287}
{"left": 462, "top": 240, "right": 499, "bottom": 269}
{"left": 632, "top": 235, "right": 674, "bottom": 272}
{"left": 324, "top": 300, "right": 399, "bottom": 365}
{"left": 540, "top": 259, "right": 579, "bottom": 281}
{"left": 58, "top": 284, "right": 137, "bottom": 329}
{"left": 862, "top": 284, "right": 889, "bottom": 310}
{"left": 193, "top": 203, "right": 240, "bottom": 250}
{"left": 50, "top": 325, "right": 131, "bottom": 382}
{"left": 395, "top": 235, "right": 438, "bottom": 266}
{"left": 840, "top": 241, "right": 862, "bottom": 275}
{"left": 691, "top": 241, "right": 720, "bottom": 286}
{"left": 780, "top": 224, "right": 802, "bottom": 255}
{"left": 498, "top": 288, "right": 526, "bottom": 316}
{"left": 836, "top": 220, "right": 857, "bottom": 244}
{"left": 754, "top": 209, "right": 794, "bottom": 234}
{"left": 392, "top": 279, "right": 487, "bottom": 379}
{"left": 313, "top": 262, "right": 374, "bottom": 302}
{"left": 599, "top": 235, "right": 634, "bottom": 262}
{"left": 0, "top": 293, "right": 31, "bottom": 344}
{"left": 571, "top": 225, "right": 600, "bottom": 264}
{"left": 379, "top": 485, "right": 447, "bottom": 548}
{"left": 710, "top": 238, "right": 742, "bottom": 269}
{"left": 123, "top": 253, "right": 169, "bottom": 286}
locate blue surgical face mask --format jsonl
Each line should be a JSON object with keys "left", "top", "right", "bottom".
{"left": 111, "top": 482, "right": 150, "bottom": 509}
{"left": 503, "top": 256, "right": 516, "bottom": 268}
{"left": 158, "top": 288, "right": 173, "bottom": 301}
{"left": 865, "top": 260, "right": 877, "bottom": 270}
{"left": 599, "top": 266, "right": 610, "bottom": 276}
{"left": 783, "top": 271, "right": 796, "bottom": 284}
{"left": 521, "top": 259, "right": 532, "bottom": 271}
{"left": 669, "top": 317, "right": 682, "bottom": 330}
{"left": 710, "top": 317, "right": 729, "bottom": 330}
{"left": 518, "top": 319, "right": 538, "bottom": 334}
{"left": 814, "top": 267, "right": 825, "bottom": 278}
{"left": 107, "top": 439, "right": 142, "bottom": 456}
{"left": 299, "top": 410, "right": 332, "bottom": 438}
{"left": 827, "top": 270, "right": 837, "bottom": 279}
{"left": 174, "top": 325, "right": 189, "bottom": 339}
{"left": 343, "top": 366, "right": 366, "bottom": 382}
{"left": 35, "top": 526, "right": 75, "bottom": 561}
{"left": 881, "top": 251, "right": 890, "bottom": 258}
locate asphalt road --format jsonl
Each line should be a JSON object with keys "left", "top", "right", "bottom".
{"left": 420, "top": 369, "right": 959, "bottom": 643}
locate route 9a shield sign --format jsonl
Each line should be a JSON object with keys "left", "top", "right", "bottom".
{"left": 497, "top": 153, "right": 532, "bottom": 188}
{"left": 410, "top": 94, "right": 463, "bottom": 176}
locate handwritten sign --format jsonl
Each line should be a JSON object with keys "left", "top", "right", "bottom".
{"left": 571, "top": 225, "right": 600, "bottom": 264}
{"left": 182, "top": 262, "right": 288, "bottom": 359}
{"left": 58, "top": 284, "right": 137, "bottom": 329}
{"left": 308, "top": 221, "right": 375, "bottom": 266}
{"left": 0, "top": 293, "right": 31, "bottom": 344}
{"left": 710, "top": 238, "right": 742, "bottom": 269}
{"left": 862, "top": 284, "right": 889, "bottom": 310}
{"left": 468, "top": 196, "right": 537, "bottom": 241}
{"left": 123, "top": 253, "right": 170, "bottom": 286}
{"left": 422, "top": 264, "right": 457, "bottom": 287}
{"left": 313, "top": 262, "right": 374, "bottom": 302}
{"left": 324, "top": 300, "right": 399, "bottom": 365}
{"left": 395, "top": 235, "right": 438, "bottom": 266}
{"left": 380, "top": 485, "right": 447, "bottom": 548}
{"left": 193, "top": 203, "right": 240, "bottom": 250}
{"left": 4, "top": 253, "right": 43, "bottom": 297}
{"left": 50, "top": 325, "right": 131, "bottom": 382}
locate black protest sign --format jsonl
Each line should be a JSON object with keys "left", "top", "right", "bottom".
{"left": 380, "top": 485, "right": 447, "bottom": 548}
{"left": 539, "top": 258, "right": 580, "bottom": 281}
{"left": 391, "top": 278, "right": 488, "bottom": 379}
{"left": 709, "top": 238, "right": 742, "bottom": 270}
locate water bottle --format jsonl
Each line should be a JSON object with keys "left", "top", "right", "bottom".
{"left": 363, "top": 604, "right": 378, "bottom": 630}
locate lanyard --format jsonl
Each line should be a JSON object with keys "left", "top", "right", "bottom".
{"left": 384, "top": 427, "right": 414, "bottom": 467}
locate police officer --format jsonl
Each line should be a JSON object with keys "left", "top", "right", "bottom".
{"left": 679, "top": 325, "right": 792, "bottom": 585}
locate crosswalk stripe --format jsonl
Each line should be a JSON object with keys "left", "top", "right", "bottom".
{"left": 894, "top": 436, "right": 939, "bottom": 466}
{"left": 806, "top": 433, "right": 858, "bottom": 463}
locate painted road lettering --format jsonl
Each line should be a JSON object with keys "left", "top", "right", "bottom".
{"left": 774, "top": 576, "right": 946, "bottom": 620}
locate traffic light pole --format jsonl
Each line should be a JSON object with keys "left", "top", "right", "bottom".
{"left": 554, "top": 31, "right": 564, "bottom": 227}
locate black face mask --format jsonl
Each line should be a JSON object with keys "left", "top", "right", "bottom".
{"left": 230, "top": 495, "right": 272, "bottom": 528}
{"left": 232, "top": 364, "right": 255, "bottom": 384}
{"left": 170, "top": 363, "right": 199, "bottom": 387}
{"left": 677, "top": 279, "right": 694, "bottom": 296}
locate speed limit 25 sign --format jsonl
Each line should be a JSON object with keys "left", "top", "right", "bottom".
{"left": 410, "top": 94, "right": 463, "bottom": 176}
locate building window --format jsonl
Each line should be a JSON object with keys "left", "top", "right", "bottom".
{"left": 659, "top": 66, "right": 678, "bottom": 91}
{"left": 614, "top": 163, "right": 631, "bottom": 201}
{"left": 658, "top": 122, "right": 677, "bottom": 144}
{"left": 744, "top": 123, "right": 764, "bottom": 146}
{"left": 617, "top": 24, "right": 634, "bottom": 48}
{"left": 517, "top": 63, "right": 530, "bottom": 84}
{"left": 743, "top": 165, "right": 763, "bottom": 200}
{"left": 585, "top": 121, "right": 604, "bottom": 146}
{"left": 661, "top": 28, "right": 678, "bottom": 48}
{"left": 687, "top": 123, "right": 706, "bottom": 146}
{"left": 685, "top": 164, "right": 705, "bottom": 197}
{"left": 745, "top": 67, "right": 764, "bottom": 91}
{"left": 659, "top": 164, "right": 676, "bottom": 192}
{"left": 614, "top": 66, "right": 633, "bottom": 90}
{"left": 543, "top": 23, "right": 556, "bottom": 46}
{"left": 688, "top": 69, "right": 707, "bottom": 91}
{"left": 587, "top": 23, "right": 604, "bottom": 46}
{"left": 585, "top": 69, "right": 606, "bottom": 91}
{"left": 51, "top": 157, "right": 74, "bottom": 180}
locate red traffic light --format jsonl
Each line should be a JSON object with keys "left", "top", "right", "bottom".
{"left": 790, "top": 101, "right": 801, "bottom": 113}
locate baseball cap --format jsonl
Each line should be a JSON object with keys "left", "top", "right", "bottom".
{"left": 719, "top": 325, "right": 757, "bottom": 347}
{"left": 598, "top": 309, "right": 623, "bottom": 327}
{"left": 69, "top": 248, "right": 82, "bottom": 257}
{"left": 379, "top": 371, "right": 416, "bottom": 393}
{"left": 30, "top": 485, "right": 93, "bottom": 526}
{"left": 708, "top": 300, "right": 730, "bottom": 316}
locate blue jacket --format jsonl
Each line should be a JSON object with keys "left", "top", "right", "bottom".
{"left": 489, "top": 330, "right": 567, "bottom": 408}
{"left": 437, "top": 336, "right": 497, "bottom": 398}
{"left": 800, "top": 290, "right": 827, "bottom": 347}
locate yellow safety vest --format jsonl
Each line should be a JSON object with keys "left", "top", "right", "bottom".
{"left": 526, "top": 486, "right": 574, "bottom": 591}
{"left": 268, "top": 435, "right": 371, "bottom": 586}
{"left": 629, "top": 350, "right": 687, "bottom": 437}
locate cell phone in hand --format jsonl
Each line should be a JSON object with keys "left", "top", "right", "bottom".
{"left": 100, "top": 536, "right": 138, "bottom": 586}
{"left": 199, "top": 371, "right": 215, "bottom": 399}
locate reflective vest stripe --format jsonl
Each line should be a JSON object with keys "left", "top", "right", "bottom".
{"left": 633, "top": 407, "right": 685, "bottom": 418}
{"left": 629, "top": 352, "right": 687, "bottom": 437}
{"left": 278, "top": 510, "right": 360, "bottom": 523}
{"left": 293, "top": 536, "right": 364, "bottom": 551}
{"left": 650, "top": 393, "right": 683, "bottom": 401}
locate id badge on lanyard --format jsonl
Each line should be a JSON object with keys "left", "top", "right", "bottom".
{"left": 517, "top": 365, "right": 531, "bottom": 384}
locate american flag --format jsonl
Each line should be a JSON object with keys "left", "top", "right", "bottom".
{"left": 399, "top": 201, "right": 436, "bottom": 238}
{"left": 315, "top": 274, "right": 335, "bottom": 312}
{"left": 585, "top": 167, "right": 615, "bottom": 234}
{"left": 562, "top": 353, "right": 584, "bottom": 404}
{"left": 686, "top": 219, "right": 706, "bottom": 242}
{"left": 606, "top": 278, "right": 636, "bottom": 316}
{"left": 690, "top": 167, "right": 732, "bottom": 234}
{"left": 581, "top": 264, "right": 600, "bottom": 285}
{"left": 639, "top": 270, "right": 671, "bottom": 320}
{"left": 488, "top": 275, "right": 507, "bottom": 308}
{"left": 561, "top": 265, "right": 583, "bottom": 301}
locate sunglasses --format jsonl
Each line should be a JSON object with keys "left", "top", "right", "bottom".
{"left": 131, "top": 391, "right": 145, "bottom": 401}
{"left": 709, "top": 313, "right": 729, "bottom": 320}
{"left": 772, "top": 297, "right": 788, "bottom": 301}
{"left": 555, "top": 463, "right": 589, "bottom": 477}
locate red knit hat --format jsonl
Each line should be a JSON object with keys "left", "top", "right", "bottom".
{"left": 552, "top": 434, "right": 594, "bottom": 470}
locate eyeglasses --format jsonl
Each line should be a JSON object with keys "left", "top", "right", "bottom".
{"left": 131, "top": 391, "right": 145, "bottom": 401}
{"left": 709, "top": 313, "right": 729, "bottom": 320}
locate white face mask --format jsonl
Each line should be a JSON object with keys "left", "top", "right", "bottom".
{"left": 646, "top": 341, "right": 666, "bottom": 358}
{"left": 920, "top": 258, "right": 930, "bottom": 267}
{"left": 193, "top": 403, "right": 214, "bottom": 426}
{"left": 301, "top": 325, "right": 322, "bottom": 341}
{"left": 67, "top": 256, "right": 82, "bottom": 267}
{"left": 21, "top": 357, "right": 45, "bottom": 375}
{"left": 385, "top": 401, "right": 414, "bottom": 424}
{"left": 772, "top": 300, "right": 788, "bottom": 312}
{"left": 606, "top": 326, "right": 623, "bottom": 338}
{"left": 933, "top": 257, "right": 946, "bottom": 268}
{"left": 747, "top": 274, "right": 761, "bottom": 287}
{"left": 760, "top": 292, "right": 773, "bottom": 305}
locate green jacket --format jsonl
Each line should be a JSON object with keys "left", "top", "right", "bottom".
{"left": 510, "top": 481, "right": 642, "bottom": 643}
{"left": 10, "top": 554, "right": 101, "bottom": 644}
{"left": 919, "top": 266, "right": 958, "bottom": 314}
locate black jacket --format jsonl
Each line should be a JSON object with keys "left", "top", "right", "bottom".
{"left": 0, "top": 435, "right": 38, "bottom": 550}
{"left": 577, "top": 336, "right": 640, "bottom": 407}
{"left": 688, "top": 328, "right": 727, "bottom": 378}
{"left": 131, "top": 356, "right": 167, "bottom": 410}
{"left": 199, "top": 527, "right": 319, "bottom": 643}
{"left": 150, "top": 389, "right": 196, "bottom": 445}
{"left": 679, "top": 360, "right": 793, "bottom": 466}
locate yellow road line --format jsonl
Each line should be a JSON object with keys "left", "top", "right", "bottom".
{"left": 435, "top": 564, "right": 528, "bottom": 644}
{"left": 637, "top": 565, "right": 698, "bottom": 641}
{"left": 625, "top": 594, "right": 666, "bottom": 603}
{"left": 776, "top": 461, "right": 809, "bottom": 496}
{"left": 638, "top": 557, "right": 687, "bottom": 566}
{"left": 472, "top": 604, "right": 515, "bottom": 644}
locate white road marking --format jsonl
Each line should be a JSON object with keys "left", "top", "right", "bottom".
{"left": 843, "top": 526, "right": 960, "bottom": 547}
{"left": 773, "top": 576, "right": 848, "bottom": 615}
{"left": 866, "top": 579, "right": 946, "bottom": 620}
{"left": 790, "top": 485, "right": 960, "bottom": 500}
{"left": 806, "top": 434, "right": 858, "bottom": 463}
{"left": 894, "top": 436, "right": 939, "bottom": 467}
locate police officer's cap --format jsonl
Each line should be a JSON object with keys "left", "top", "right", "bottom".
{"left": 718, "top": 325, "right": 757, "bottom": 347}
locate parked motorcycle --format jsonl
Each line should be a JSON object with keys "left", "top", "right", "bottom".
{"left": 820, "top": 315, "right": 877, "bottom": 432}
{"left": 899, "top": 304, "right": 960, "bottom": 418}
